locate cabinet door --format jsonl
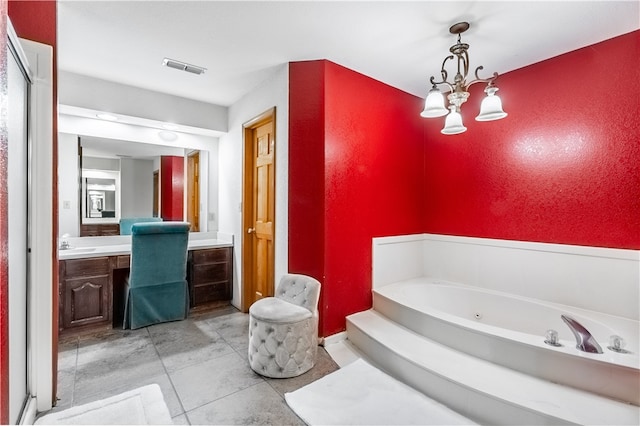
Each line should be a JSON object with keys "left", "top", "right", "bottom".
{"left": 63, "top": 274, "right": 110, "bottom": 329}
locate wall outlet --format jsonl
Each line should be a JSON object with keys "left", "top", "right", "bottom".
{"left": 63, "top": 200, "right": 71, "bottom": 209}
{"left": 208, "top": 212, "right": 215, "bottom": 221}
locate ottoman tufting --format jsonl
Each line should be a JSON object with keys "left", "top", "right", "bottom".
{"left": 248, "top": 274, "right": 321, "bottom": 378}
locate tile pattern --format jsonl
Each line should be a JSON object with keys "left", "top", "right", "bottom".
{"left": 53, "top": 307, "right": 339, "bottom": 425}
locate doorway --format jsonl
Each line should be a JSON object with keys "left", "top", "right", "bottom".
{"left": 242, "top": 108, "right": 276, "bottom": 311}
{"left": 186, "top": 151, "right": 200, "bottom": 232}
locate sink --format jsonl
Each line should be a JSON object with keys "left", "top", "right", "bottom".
{"left": 59, "top": 247, "right": 96, "bottom": 254}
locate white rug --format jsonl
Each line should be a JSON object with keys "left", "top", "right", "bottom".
{"left": 35, "top": 384, "right": 172, "bottom": 425}
{"left": 285, "top": 359, "right": 476, "bottom": 425}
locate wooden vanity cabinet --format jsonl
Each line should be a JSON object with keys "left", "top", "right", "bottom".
{"left": 59, "top": 257, "right": 112, "bottom": 333}
{"left": 188, "top": 247, "right": 233, "bottom": 307}
{"left": 80, "top": 223, "right": 120, "bottom": 236}
{"left": 59, "top": 246, "right": 233, "bottom": 334}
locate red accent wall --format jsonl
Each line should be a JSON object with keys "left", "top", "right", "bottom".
{"left": 8, "top": 1, "right": 57, "bottom": 48}
{"left": 288, "top": 61, "right": 328, "bottom": 333}
{"left": 424, "top": 30, "right": 640, "bottom": 249}
{"left": 0, "top": 1, "right": 8, "bottom": 421}
{"left": 289, "top": 31, "right": 640, "bottom": 337}
{"left": 6, "top": 0, "right": 58, "bottom": 414}
{"left": 289, "top": 60, "right": 425, "bottom": 336}
{"left": 160, "top": 156, "right": 184, "bottom": 221}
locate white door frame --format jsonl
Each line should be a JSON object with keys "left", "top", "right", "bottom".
{"left": 9, "top": 27, "right": 54, "bottom": 422}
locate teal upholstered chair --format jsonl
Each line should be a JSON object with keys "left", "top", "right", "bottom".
{"left": 119, "top": 217, "right": 163, "bottom": 235}
{"left": 123, "top": 222, "right": 190, "bottom": 329}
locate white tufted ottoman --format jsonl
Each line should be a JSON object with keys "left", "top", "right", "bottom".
{"left": 248, "top": 274, "right": 321, "bottom": 378}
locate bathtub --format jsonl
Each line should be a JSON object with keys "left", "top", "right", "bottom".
{"left": 373, "top": 277, "right": 640, "bottom": 405}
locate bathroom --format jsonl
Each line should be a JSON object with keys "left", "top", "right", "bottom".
{"left": 3, "top": 1, "right": 639, "bottom": 424}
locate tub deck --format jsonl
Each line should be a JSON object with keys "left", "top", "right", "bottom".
{"left": 347, "top": 309, "right": 640, "bottom": 425}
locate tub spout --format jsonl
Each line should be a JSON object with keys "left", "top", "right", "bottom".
{"left": 561, "top": 314, "right": 603, "bottom": 354}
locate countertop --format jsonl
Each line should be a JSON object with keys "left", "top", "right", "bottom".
{"left": 58, "top": 232, "right": 233, "bottom": 261}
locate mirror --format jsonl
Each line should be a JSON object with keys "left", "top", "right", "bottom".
{"left": 58, "top": 132, "right": 209, "bottom": 237}
{"left": 82, "top": 174, "right": 118, "bottom": 219}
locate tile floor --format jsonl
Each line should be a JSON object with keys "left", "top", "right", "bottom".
{"left": 52, "top": 306, "right": 340, "bottom": 425}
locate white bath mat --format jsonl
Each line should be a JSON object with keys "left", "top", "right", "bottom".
{"left": 35, "top": 384, "right": 172, "bottom": 425}
{"left": 285, "top": 358, "right": 476, "bottom": 425}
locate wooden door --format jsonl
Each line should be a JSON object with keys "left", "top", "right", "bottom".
{"left": 242, "top": 109, "right": 275, "bottom": 310}
{"left": 187, "top": 152, "right": 200, "bottom": 231}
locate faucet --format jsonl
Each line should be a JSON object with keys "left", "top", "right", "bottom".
{"left": 59, "top": 234, "right": 71, "bottom": 250}
{"left": 561, "top": 314, "right": 603, "bottom": 354}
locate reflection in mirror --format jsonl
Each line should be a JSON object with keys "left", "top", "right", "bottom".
{"left": 79, "top": 138, "right": 187, "bottom": 230}
{"left": 81, "top": 169, "right": 120, "bottom": 222}
{"left": 57, "top": 131, "right": 210, "bottom": 237}
{"left": 86, "top": 181, "right": 113, "bottom": 217}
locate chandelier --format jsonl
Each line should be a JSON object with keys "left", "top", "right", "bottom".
{"left": 420, "top": 22, "right": 507, "bottom": 135}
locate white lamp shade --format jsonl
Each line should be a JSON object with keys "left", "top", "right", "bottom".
{"left": 475, "top": 87, "right": 507, "bottom": 121}
{"left": 441, "top": 109, "right": 467, "bottom": 135}
{"left": 420, "top": 88, "right": 448, "bottom": 118}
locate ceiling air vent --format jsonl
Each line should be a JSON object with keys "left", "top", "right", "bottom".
{"left": 162, "top": 58, "right": 206, "bottom": 75}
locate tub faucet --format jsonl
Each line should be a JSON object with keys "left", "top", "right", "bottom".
{"left": 561, "top": 314, "right": 603, "bottom": 354}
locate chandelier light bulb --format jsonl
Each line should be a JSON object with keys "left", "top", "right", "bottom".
{"left": 441, "top": 107, "right": 467, "bottom": 135}
{"left": 420, "top": 86, "right": 448, "bottom": 118}
{"left": 476, "top": 86, "right": 508, "bottom": 121}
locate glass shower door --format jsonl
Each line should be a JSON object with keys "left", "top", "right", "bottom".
{"left": 7, "top": 33, "right": 31, "bottom": 424}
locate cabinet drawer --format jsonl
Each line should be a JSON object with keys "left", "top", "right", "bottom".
{"left": 116, "top": 255, "right": 130, "bottom": 269}
{"left": 194, "top": 281, "right": 230, "bottom": 304}
{"left": 64, "top": 257, "right": 110, "bottom": 277}
{"left": 192, "top": 248, "right": 230, "bottom": 264}
{"left": 192, "top": 262, "right": 229, "bottom": 284}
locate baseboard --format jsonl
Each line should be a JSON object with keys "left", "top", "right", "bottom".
{"left": 321, "top": 331, "right": 347, "bottom": 347}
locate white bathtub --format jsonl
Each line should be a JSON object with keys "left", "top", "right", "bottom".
{"left": 373, "top": 277, "right": 640, "bottom": 405}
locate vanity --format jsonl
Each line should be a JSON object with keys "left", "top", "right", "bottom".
{"left": 58, "top": 232, "right": 233, "bottom": 335}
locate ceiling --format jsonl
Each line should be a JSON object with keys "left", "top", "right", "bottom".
{"left": 80, "top": 135, "right": 186, "bottom": 159}
{"left": 57, "top": 1, "right": 639, "bottom": 108}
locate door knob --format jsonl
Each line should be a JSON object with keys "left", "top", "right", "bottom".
{"left": 247, "top": 227, "right": 255, "bottom": 234}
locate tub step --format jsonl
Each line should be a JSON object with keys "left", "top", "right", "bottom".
{"left": 346, "top": 309, "right": 639, "bottom": 425}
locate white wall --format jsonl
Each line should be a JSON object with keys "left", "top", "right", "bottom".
{"left": 59, "top": 71, "right": 228, "bottom": 132}
{"left": 120, "top": 158, "right": 154, "bottom": 217}
{"left": 83, "top": 156, "right": 119, "bottom": 170}
{"left": 218, "top": 64, "right": 289, "bottom": 308}
{"left": 58, "top": 133, "right": 79, "bottom": 237}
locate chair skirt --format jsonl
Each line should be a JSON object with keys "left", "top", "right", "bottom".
{"left": 123, "top": 280, "right": 189, "bottom": 330}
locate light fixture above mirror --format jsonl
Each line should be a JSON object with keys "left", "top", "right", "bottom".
{"left": 96, "top": 112, "right": 118, "bottom": 121}
{"left": 420, "top": 22, "right": 507, "bottom": 135}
